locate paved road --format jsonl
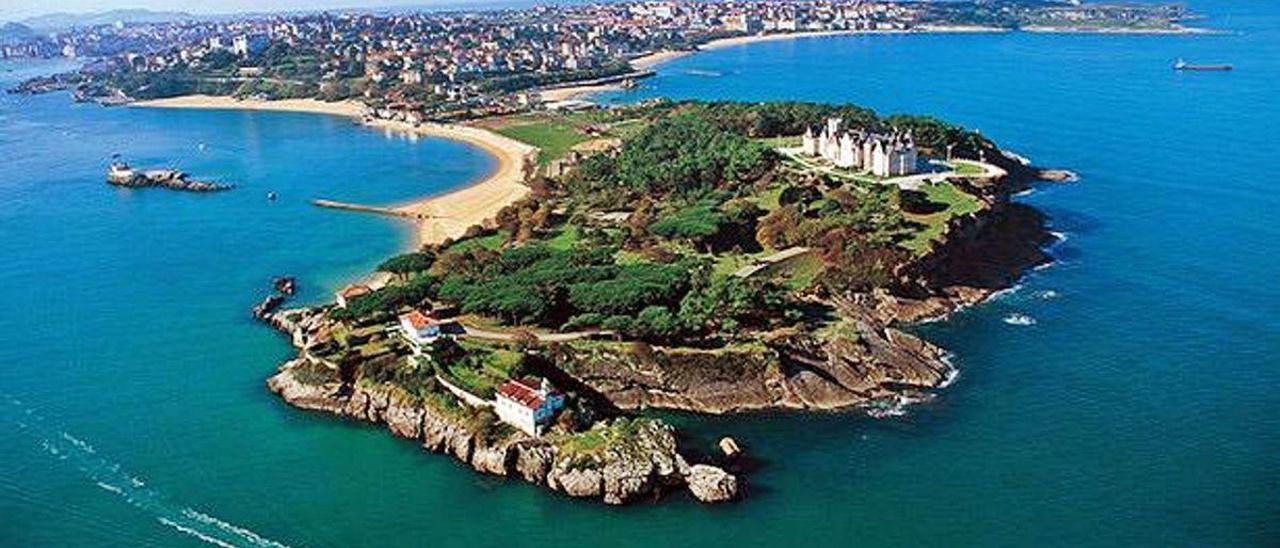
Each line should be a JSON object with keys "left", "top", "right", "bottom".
{"left": 732, "top": 246, "right": 812, "bottom": 278}
{"left": 461, "top": 324, "right": 610, "bottom": 342}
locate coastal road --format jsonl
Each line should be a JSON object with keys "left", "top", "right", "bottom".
{"left": 460, "top": 324, "right": 611, "bottom": 343}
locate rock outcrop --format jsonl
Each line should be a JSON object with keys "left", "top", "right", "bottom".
{"left": 687, "top": 464, "right": 740, "bottom": 503}
{"left": 107, "top": 169, "right": 233, "bottom": 192}
{"left": 552, "top": 319, "right": 951, "bottom": 414}
{"left": 550, "top": 181, "right": 1055, "bottom": 416}
{"left": 266, "top": 359, "right": 738, "bottom": 505}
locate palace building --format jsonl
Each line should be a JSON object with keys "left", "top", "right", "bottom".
{"left": 801, "top": 118, "right": 919, "bottom": 177}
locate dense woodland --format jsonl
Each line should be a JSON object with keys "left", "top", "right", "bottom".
{"left": 335, "top": 100, "right": 1000, "bottom": 346}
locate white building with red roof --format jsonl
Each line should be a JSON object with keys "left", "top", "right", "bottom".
{"left": 494, "top": 377, "right": 565, "bottom": 436}
{"left": 397, "top": 309, "right": 441, "bottom": 355}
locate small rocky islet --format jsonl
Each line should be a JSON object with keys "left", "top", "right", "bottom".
{"left": 106, "top": 161, "right": 233, "bottom": 192}
{"left": 259, "top": 99, "right": 1070, "bottom": 506}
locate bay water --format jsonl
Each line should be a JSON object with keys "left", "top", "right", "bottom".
{"left": 2, "top": 0, "right": 1277, "bottom": 545}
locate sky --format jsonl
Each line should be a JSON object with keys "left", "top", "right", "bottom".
{"left": 1, "top": 0, "right": 527, "bottom": 23}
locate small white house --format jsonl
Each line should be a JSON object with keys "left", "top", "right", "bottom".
{"left": 397, "top": 310, "right": 442, "bottom": 355}
{"left": 494, "top": 377, "right": 565, "bottom": 436}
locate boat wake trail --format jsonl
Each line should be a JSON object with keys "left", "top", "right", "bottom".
{"left": 2, "top": 393, "right": 291, "bottom": 548}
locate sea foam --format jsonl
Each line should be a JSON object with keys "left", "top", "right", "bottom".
{"left": 1003, "top": 313, "right": 1037, "bottom": 326}
{"left": 3, "top": 393, "right": 292, "bottom": 548}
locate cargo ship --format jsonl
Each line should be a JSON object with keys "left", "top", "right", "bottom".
{"left": 1173, "top": 59, "right": 1233, "bottom": 71}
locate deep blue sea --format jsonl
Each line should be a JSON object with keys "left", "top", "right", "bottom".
{"left": 2, "top": 0, "right": 1277, "bottom": 545}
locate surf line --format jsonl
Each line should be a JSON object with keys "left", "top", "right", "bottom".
{"left": 2, "top": 393, "right": 292, "bottom": 548}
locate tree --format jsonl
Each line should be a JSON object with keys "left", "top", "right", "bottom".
{"left": 650, "top": 203, "right": 726, "bottom": 252}
{"left": 633, "top": 305, "right": 681, "bottom": 341}
{"left": 378, "top": 252, "right": 434, "bottom": 280}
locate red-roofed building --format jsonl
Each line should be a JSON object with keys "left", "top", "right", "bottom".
{"left": 335, "top": 284, "right": 372, "bottom": 309}
{"left": 494, "top": 377, "right": 565, "bottom": 436}
{"left": 398, "top": 309, "right": 441, "bottom": 355}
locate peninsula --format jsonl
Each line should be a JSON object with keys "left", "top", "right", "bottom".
{"left": 242, "top": 97, "right": 1064, "bottom": 505}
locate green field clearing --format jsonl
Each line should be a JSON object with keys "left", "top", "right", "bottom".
{"left": 544, "top": 225, "right": 582, "bottom": 251}
{"left": 443, "top": 341, "right": 523, "bottom": 398}
{"left": 901, "top": 181, "right": 984, "bottom": 254}
{"left": 951, "top": 160, "right": 986, "bottom": 175}
{"left": 495, "top": 120, "right": 590, "bottom": 165}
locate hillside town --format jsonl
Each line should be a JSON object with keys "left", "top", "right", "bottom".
{"left": 8, "top": 1, "right": 1193, "bottom": 119}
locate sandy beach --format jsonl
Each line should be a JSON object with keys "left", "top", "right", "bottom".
{"left": 133, "top": 95, "right": 537, "bottom": 247}
{"left": 536, "top": 84, "right": 625, "bottom": 102}
{"left": 133, "top": 95, "right": 366, "bottom": 117}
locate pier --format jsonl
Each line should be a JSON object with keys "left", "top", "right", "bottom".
{"left": 310, "top": 199, "right": 426, "bottom": 219}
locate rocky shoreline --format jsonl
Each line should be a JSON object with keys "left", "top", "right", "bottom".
{"left": 264, "top": 312, "right": 739, "bottom": 506}
{"left": 259, "top": 132, "right": 1068, "bottom": 504}
{"left": 550, "top": 168, "right": 1064, "bottom": 416}
{"left": 107, "top": 170, "right": 233, "bottom": 192}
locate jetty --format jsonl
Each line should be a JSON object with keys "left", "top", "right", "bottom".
{"left": 310, "top": 199, "right": 424, "bottom": 219}
{"left": 1174, "top": 59, "right": 1233, "bottom": 71}
{"left": 536, "top": 69, "right": 655, "bottom": 93}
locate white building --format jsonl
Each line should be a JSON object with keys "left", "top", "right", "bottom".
{"left": 232, "top": 35, "right": 250, "bottom": 57}
{"left": 494, "top": 377, "right": 565, "bottom": 436}
{"left": 397, "top": 310, "right": 442, "bottom": 355}
{"left": 801, "top": 117, "right": 918, "bottom": 177}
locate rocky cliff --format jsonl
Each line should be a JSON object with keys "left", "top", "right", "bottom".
{"left": 553, "top": 315, "right": 951, "bottom": 414}
{"left": 549, "top": 173, "right": 1060, "bottom": 415}
{"left": 266, "top": 358, "right": 738, "bottom": 505}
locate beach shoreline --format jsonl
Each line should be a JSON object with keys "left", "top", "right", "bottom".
{"left": 132, "top": 95, "right": 537, "bottom": 248}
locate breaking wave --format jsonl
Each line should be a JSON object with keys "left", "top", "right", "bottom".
{"left": 1003, "top": 313, "right": 1037, "bottom": 326}
{"left": 938, "top": 353, "right": 961, "bottom": 388}
{"left": 2, "top": 393, "right": 291, "bottom": 548}
{"left": 989, "top": 283, "right": 1024, "bottom": 301}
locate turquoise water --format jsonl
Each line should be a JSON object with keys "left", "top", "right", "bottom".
{"left": 3, "top": 0, "right": 1279, "bottom": 545}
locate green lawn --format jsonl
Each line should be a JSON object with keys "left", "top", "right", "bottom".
{"left": 495, "top": 121, "right": 590, "bottom": 165}
{"left": 544, "top": 225, "right": 582, "bottom": 251}
{"left": 711, "top": 253, "right": 755, "bottom": 280}
{"left": 951, "top": 160, "right": 986, "bottom": 175}
{"left": 901, "top": 181, "right": 985, "bottom": 254}
{"left": 444, "top": 341, "right": 524, "bottom": 399}
{"left": 603, "top": 119, "right": 650, "bottom": 140}
{"left": 753, "top": 185, "right": 785, "bottom": 211}
{"left": 763, "top": 251, "right": 825, "bottom": 291}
